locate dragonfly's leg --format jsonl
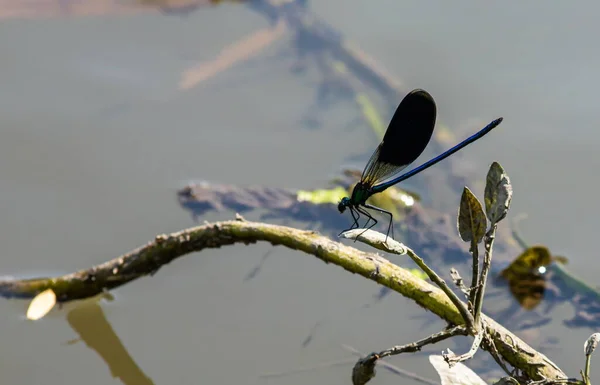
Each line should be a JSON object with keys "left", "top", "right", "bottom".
{"left": 350, "top": 207, "right": 360, "bottom": 229}
{"left": 362, "top": 214, "right": 372, "bottom": 230}
{"left": 339, "top": 207, "right": 361, "bottom": 236}
{"left": 352, "top": 206, "right": 373, "bottom": 230}
{"left": 364, "top": 203, "right": 394, "bottom": 242}
{"left": 357, "top": 206, "right": 378, "bottom": 231}
{"left": 354, "top": 206, "right": 378, "bottom": 240}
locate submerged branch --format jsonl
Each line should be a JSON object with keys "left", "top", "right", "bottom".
{"left": 0, "top": 217, "right": 566, "bottom": 381}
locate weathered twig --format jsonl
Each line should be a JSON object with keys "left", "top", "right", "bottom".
{"left": 449, "top": 268, "right": 470, "bottom": 298}
{"left": 443, "top": 332, "right": 483, "bottom": 366}
{"left": 340, "top": 229, "right": 474, "bottom": 332}
{"left": 474, "top": 225, "right": 498, "bottom": 328}
{"left": 341, "top": 344, "right": 438, "bottom": 385}
{"left": 438, "top": 163, "right": 512, "bottom": 368}
{"left": 351, "top": 327, "right": 467, "bottom": 385}
{"left": 342, "top": 229, "right": 484, "bottom": 370}
{"left": 469, "top": 238, "right": 480, "bottom": 310}
{"left": 481, "top": 323, "right": 513, "bottom": 377}
{"left": 0, "top": 217, "right": 567, "bottom": 380}
{"left": 376, "top": 326, "right": 468, "bottom": 360}
{"left": 260, "top": 344, "right": 438, "bottom": 385}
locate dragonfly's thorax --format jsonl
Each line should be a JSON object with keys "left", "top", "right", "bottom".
{"left": 350, "top": 182, "right": 372, "bottom": 205}
{"left": 337, "top": 183, "right": 372, "bottom": 213}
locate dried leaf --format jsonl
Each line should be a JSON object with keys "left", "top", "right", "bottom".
{"left": 429, "top": 355, "right": 486, "bottom": 385}
{"left": 501, "top": 246, "right": 553, "bottom": 277}
{"left": 484, "top": 162, "right": 513, "bottom": 224}
{"left": 585, "top": 333, "right": 600, "bottom": 356}
{"left": 499, "top": 246, "right": 551, "bottom": 310}
{"left": 352, "top": 356, "right": 377, "bottom": 385}
{"left": 457, "top": 187, "right": 487, "bottom": 243}
{"left": 26, "top": 288, "right": 57, "bottom": 321}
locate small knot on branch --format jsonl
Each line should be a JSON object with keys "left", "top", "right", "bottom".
{"left": 155, "top": 234, "right": 168, "bottom": 244}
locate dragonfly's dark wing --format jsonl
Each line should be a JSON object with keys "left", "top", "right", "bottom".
{"left": 360, "top": 144, "right": 409, "bottom": 187}
{"left": 360, "top": 89, "right": 437, "bottom": 186}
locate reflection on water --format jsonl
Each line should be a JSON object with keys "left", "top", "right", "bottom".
{"left": 0, "top": 0, "right": 217, "bottom": 19}
{"left": 65, "top": 295, "right": 155, "bottom": 385}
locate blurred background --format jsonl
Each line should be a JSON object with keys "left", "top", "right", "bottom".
{"left": 0, "top": 1, "right": 598, "bottom": 384}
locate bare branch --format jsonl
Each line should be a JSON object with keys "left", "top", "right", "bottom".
{"left": 0, "top": 218, "right": 568, "bottom": 381}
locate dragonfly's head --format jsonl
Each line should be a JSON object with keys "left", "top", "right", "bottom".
{"left": 338, "top": 197, "right": 351, "bottom": 213}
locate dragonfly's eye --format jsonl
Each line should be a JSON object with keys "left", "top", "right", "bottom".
{"left": 338, "top": 198, "right": 348, "bottom": 213}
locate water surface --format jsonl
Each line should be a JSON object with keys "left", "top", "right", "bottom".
{"left": 0, "top": 2, "right": 598, "bottom": 384}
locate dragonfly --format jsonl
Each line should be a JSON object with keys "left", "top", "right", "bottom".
{"left": 338, "top": 89, "right": 503, "bottom": 241}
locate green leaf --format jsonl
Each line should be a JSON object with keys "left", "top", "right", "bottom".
{"left": 457, "top": 187, "right": 487, "bottom": 243}
{"left": 484, "top": 162, "right": 513, "bottom": 224}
